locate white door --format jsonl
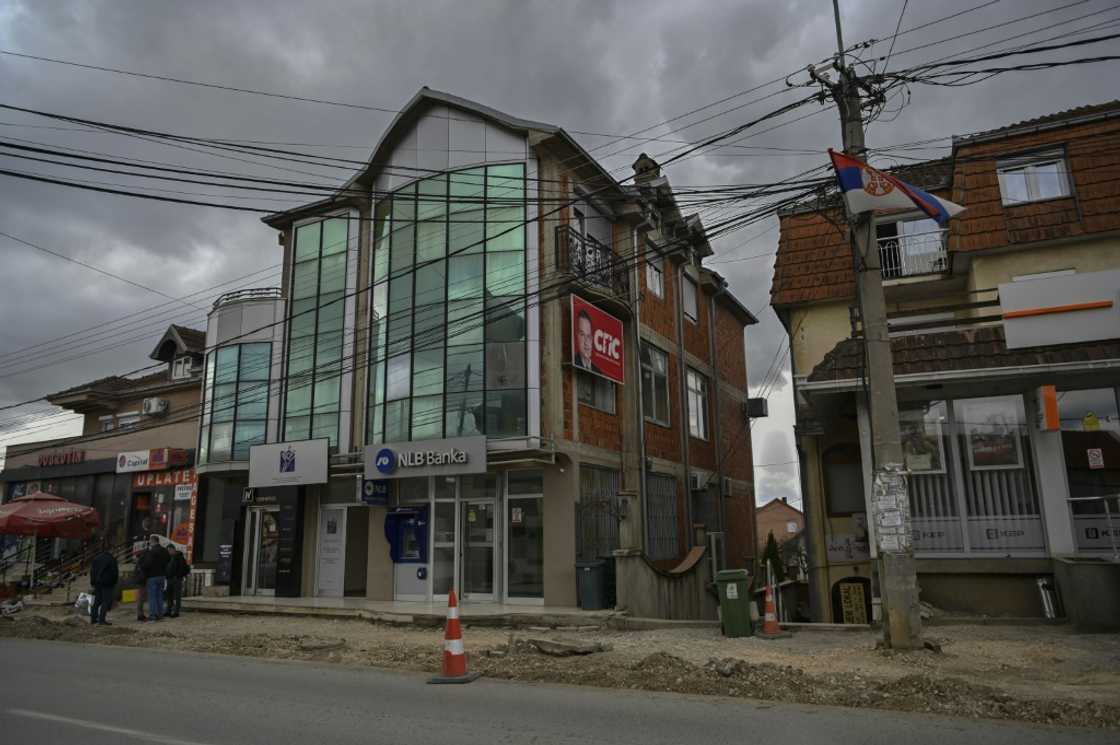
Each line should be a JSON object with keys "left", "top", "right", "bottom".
{"left": 317, "top": 507, "right": 346, "bottom": 597}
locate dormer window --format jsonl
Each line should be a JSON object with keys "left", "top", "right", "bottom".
{"left": 172, "top": 356, "right": 193, "bottom": 380}
{"left": 997, "top": 150, "right": 1070, "bottom": 205}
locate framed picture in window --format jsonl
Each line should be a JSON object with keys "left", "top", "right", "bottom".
{"left": 960, "top": 398, "right": 1023, "bottom": 470}
{"left": 900, "top": 418, "right": 945, "bottom": 474}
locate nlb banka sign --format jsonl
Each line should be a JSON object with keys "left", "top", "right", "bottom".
{"left": 364, "top": 437, "right": 486, "bottom": 480}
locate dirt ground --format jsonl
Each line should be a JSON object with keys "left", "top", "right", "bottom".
{"left": 3, "top": 604, "right": 1119, "bottom": 730}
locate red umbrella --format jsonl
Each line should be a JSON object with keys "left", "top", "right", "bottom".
{"left": 0, "top": 490, "right": 101, "bottom": 539}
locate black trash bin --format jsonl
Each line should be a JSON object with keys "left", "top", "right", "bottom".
{"left": 576, "top": 560, "right": 609, "bottom": 610}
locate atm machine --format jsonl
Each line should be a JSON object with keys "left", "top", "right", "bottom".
{"left": 384, "top": 506, "right": 429, "bottom": 599}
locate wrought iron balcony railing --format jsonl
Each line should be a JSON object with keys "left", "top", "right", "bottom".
{"left": 555, "top": 225, "right": 630, "bottom": 299}
{"left": 878, "top": 229, "right": 949, "bottom": 279}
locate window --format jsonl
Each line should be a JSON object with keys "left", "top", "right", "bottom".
{"left": 199, "top": 343, "right": 272, "bottom": 463}
{"left": 117, "top": 412, "right": 140, "bottom": 431}
{"left": 682, "top": 275, "right": 698, "bottom": 322}
{"left": 640, "top": 343, "right": 670, "bottom": 426}
{"left": 367, "top": 164, "right": 528, "bottom": 444}
{"left": 997, "top": 152, "right": 1071, "bottom": 205}
{"left": 577, "top": 371, "right": 616, "bottom": 413}
{"left": 686, "top": 368, "right": 709, "bottom": 440}
{"left": 645, "top": 253, "right": 663, "bottom": 299}
{"left": 284, "top": 216, "right": 349, "bottom": 447}
{"left": 577, "top": 466, "right": 621, "bottom": 560}
{"left": 171, "top": 356, "right": 193, "bottom": 380}
{"left": 645, "top": 473, "right": 680, "bottom": 561}
{"left": 98, "top": 415, "right": 114, "bottom": 433}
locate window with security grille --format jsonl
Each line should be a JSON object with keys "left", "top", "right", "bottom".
{"left": 645, "top": 473, "right": 679, "bottom": 561}
{"left": 577, "top": 466, "right": 620, "bottom": 560}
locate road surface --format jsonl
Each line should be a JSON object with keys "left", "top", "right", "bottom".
{"left": 0, "top": 638, "right": 1111, "bottom": 744}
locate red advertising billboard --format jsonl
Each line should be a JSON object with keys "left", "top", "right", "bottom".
{"left": 571, "top": 296, "right": 625, "bottom": 385}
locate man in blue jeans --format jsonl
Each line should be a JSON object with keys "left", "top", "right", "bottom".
{"left": 138, "top": 536, "right": 170, "bottom": 622}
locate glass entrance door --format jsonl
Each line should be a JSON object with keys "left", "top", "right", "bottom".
{"left": 244, "top": 506, "right": 279, "bottom": 596}
{"left": 461, "top": 500, "right": 495, "bottom": 601}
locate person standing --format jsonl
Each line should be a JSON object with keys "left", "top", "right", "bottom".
{"left": 164, "top": 544, "right": 190, "bottom": 618}
{"left": 88, "top": 540, "right": 119, "bottom": 626}
{"left": 139, "top": 536, "right": 170, "bottom": 622}
{"left": 134, "top": 542, "right": 149, "bottom": 622}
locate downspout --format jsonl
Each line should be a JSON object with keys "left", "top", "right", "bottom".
{"left": 633, "top": 226, "right": 650, "bottom": 554}
{"left": 707, "top": 280, "right": 728, "bottom": 568}
{"left": 675, "top": 260, "right": 694, "bottom": 548}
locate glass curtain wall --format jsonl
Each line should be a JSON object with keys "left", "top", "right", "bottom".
{"left": 284, "top": 216, "right": 350, "bottom": 447}
{"left": 367, "top": 164, "right": 527, "bottom": 444}
{"left": 199, "top": 343, "right": 272, "bottom": 463}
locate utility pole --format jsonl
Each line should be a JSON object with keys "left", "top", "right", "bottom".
{"left": 812, "top": 0, "right": 921, "bottom": 648}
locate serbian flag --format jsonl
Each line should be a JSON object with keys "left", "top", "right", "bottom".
{"left": 829, "top": 149, "right": 964, "bottom": 225}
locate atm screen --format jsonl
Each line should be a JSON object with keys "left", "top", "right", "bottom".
{"left": 402, "top": 519, "right": 421, "bottom": 561}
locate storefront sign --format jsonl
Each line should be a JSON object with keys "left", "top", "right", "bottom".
{"left": 361, "top": 480, "right": 389, "bottom": 506}
{"left": 174, "top": 484, "right": 193, "bottom": 502}
{"left": 1073, "top": 518, "right": 1120, "bottom": 551}
{"left": 1000, "top": 269, "right": 1120, "bottom": 349}
{"left": 132, "top": 468, "right": 197, "bottom": 488}
{"left": 838, "top": 582, "right": 869, "bottom": 625}
{"left": 116, "top": 450, "right": 151, "bottom": 473}
{"left": 364, "top": 436, "right": 486, "bottom": 480}
{"left": 570, "top": 295, "right": 625, "bottom": 385}
{"left": 967, "top": 519, "right": 1045, "bottom": 551}
{"left": 1087, "top": 448, "right": 1105, "bottom": 470}
{"left": 248, "top": 439, "right": 329, "bottom": 488}
{"left": 38, "top": 450, "right": 86, "bottom": 467}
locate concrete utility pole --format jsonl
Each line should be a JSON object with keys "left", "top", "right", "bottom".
{"left": 816, "top": 0, "right": 921, "bottom": 648}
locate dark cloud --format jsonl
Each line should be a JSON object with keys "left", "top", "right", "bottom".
{"left": 1, "top": 0, "right": 1115, "bottom": 497}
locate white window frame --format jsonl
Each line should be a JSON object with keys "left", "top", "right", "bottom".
{"left": 117, "top": 411, "right": 141, "bottom": 430}
{"left": 686, "top": 368, "right": 709, "bottom": 440}
{"left": 997, "top": 150, "right": 1071, "bottom": 205}
{"left": 98, "top": 415, "right": 115, "bottom": 433}
{"left": 641, "top": 343, "right": 670, "bottom": 427}
{"left": 682, "top": 275, "right": 698, "bottom": 323}
{"left": 172, "top": 355, "right": 192, "bottom": 380}
{"left": 645, "top": 254, "right": 664, "bottom": 299}
{"left": 577, "top": 371, "right": 616, "bottom": 414}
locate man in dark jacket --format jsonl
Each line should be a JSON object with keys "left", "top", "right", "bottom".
{"left": 164, "top": 544, "right": 190, "bottom": 618}
{"left": 89, "top": 540, "right": 119, "bottom": 626}
{"left": 138, "top": 536, "right": 170, "bottom": 622}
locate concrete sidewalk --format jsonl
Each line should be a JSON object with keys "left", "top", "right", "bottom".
{"left": 184, "top": 594, "right": 618, "bottom": 628}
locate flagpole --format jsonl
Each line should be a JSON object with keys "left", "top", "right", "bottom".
{"left": 821, "top": 1, "right": 922, "bottom": 649}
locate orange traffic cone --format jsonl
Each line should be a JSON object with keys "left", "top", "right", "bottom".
{"left": 428, "top": 589, "right": 481, "bottom": 684}
{"left": 757, "top": 581, "right": 790, "bottom": 639}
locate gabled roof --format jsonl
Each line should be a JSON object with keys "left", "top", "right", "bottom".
{"left": 149, "top": 324, "right": 206, "bottom": 363}
{"left": 262, "top": 87, "right": 624, "bottom": 228}
{"left": 953, "top": 99, "right": 1120, "bottom": 148}
{"left": 757, "top": 498, "right": 803, "bottom": 516}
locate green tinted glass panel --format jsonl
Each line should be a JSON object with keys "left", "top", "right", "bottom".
{"left": 411, "top": 395, "right": 443, "bottom": 441}
{"left": 412, "top": 347, "right": 444, "bottom": 396}
{"left": 368, "top": 361, "right": 384, "bottom": 406}
{"left": 448, "top": 255, "right": 484, "bottom": 299}
{"left": 486, "top": 389, "right": 527, "bottom": 437}
{"left": 210, "top": 422, "right": 233, "bottom": 462}
{"left": 385, "top": 353, "right": 411, "bottom": 401}
{"left": 417, "top": 220, "right": 446, "bottom": 263}
{"left": 449, "top": 169, "right": 485, "bottom": 211}
{"left": 284, "top": 416, "right": 309, "bottom": 442}
{"left": 449, "top": 209, "right": 484, "bottom": 255}
{"left": 295, "top": 221, "right": 321, "bottom": 262}
{"left": 214, "top": 346, "right": 239, "bottom": 384}
{"left": 237, "top": 382, "right": 268, "bottom": 420}
{"left": 387, "top": 311, "right": 412, "bottom": 357}
{"left": 322, "top": 217, "right": 348, "bottom": 255}
{"left": 233, "top": 421, "right": 266, "bottom": 461}
{"left": 289, "top": 298, "right": 316, "bottom": 337}
{"left": 389, "top": 274, "right": 414, "bottom": 314}
{"left": 446, "top": 344, "right": 484, "bottom": 392}
{"left": 392, "top": 185, "right": 416, "bottom": 222}
{"left": 487, "top": 164, "right": 524, "bottom": 200}
{"left": 198, "top": 426, "right": 210, "bottom": 464}
{"left": 390, "top": 221, "right": 414, "bottom": 273}
{"left": 292, "top": 259, "right": 319, "bottom": 300}
{"left": 367, "top": 404, "right": 383, "bottom": 445}
{"left": 447, "top": 300, "right": 484, "bottom": 345}
{"left": 239, "top": 343, "right": 271, "bottom": 381}
{"left": 286, "top": 381, "right": 312, "bottom": 416}
{"left": 313, "top": 376, "right": 341, "bottom": 413}
{"left": 319, "top": 252, "right": 347, "bottom": 294}
{"left": 486, "top": 206, "right": 524, "bottom": 252}
{"left": 417, "top": 175, "right": 447, "bottom": 221}
{"left": 384, "top": 399, "right": 410, "bottom": 442}
{"left": 413, "top": 303, "right": 445, "bottom": 350}
{"left": 287, "top": 336, "right": 315, "bottom": 376}
{"left": 212, "top": 383, "right": 236, "bottom": 423}
{"left": 486, "top": 341, "right": 525, "bottom": 390}
{"left": 487, "top": 252, "right": 524, "bottom": 295}
{"left": 415, "top": 261, "right": 446, "bottom": 306}
{"left": 445, "top": 392, "right": 484, "bottom": 437}
{"left": 317, "top": 292, "right": 345, "bottom": 332}
{"left": 311, "top": 413, "right": 338, "bottom": 446}
{"left": 486, "top": 297, "right": 526, "bottom": 342}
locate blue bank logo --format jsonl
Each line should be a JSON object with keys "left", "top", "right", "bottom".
{"left": 375, "top": 448, "right": 396, "bottom": 475}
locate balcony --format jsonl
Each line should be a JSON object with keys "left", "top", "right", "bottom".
{"left": 212, "top": 287, "right": 283, "bottom": 310}
{"left": 555, "top": 225, "right": 630, "bottom": 301}
{"left": 878, "top": 229, "right": 949, "bottom": 279}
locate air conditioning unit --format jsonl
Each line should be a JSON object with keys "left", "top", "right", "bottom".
{"left": 743, "top": 397, "right": 769, "bottom": 419}
{"left": 142, "top": 397, "right": 169, "bottom": 417}
{"left": 688, "top": 472, "right": 705, "bottom": 491}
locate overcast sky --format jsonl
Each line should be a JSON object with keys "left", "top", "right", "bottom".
{"left": 0, "top": 0, "right": 1116, "bottom": 497}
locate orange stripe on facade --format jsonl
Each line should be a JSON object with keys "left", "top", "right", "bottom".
{"left": 1003, "top": 300, "right": 1114, "bottom": 319}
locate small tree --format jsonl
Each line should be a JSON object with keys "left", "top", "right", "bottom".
{"left": 762, "top": 531, "right": 785, "bottom": 584}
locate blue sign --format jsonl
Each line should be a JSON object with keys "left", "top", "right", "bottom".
{"left": 374, "top": 447, "right": 396, "bottom": 475}
{"left": 361, "top": 479, "right": 389, "bottom": 506}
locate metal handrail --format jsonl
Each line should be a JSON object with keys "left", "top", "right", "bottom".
{"left": 878, "top": 228, "right": 948, "bottom": 279}
{"left": 1068, "top": 494, "right": 1120, "bottom": 561}
{"left": 212, "top": 287, "right": 282, "bottom": 310}
{"left": 555, "top": 225, "right": 630, "bottom": 299}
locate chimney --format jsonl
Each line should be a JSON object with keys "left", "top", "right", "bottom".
{"left": 632, "top": 153, "right": 661, "bottom": 184}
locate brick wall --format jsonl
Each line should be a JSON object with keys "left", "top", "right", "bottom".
{"left": 577, "top": 390, "right": 622, "bottom": 451}
{"left": 682, "top": 275, "right": 711, "bottom": 361}
{"left": 641, "top": 252, "right": 676, "bottom": 340}
{"left": 756, "top": 499, "right": 804, "bottom": 550}
{"left": 713, "top": 303, "right": 747, "bottom": 389}
{"left": 643, "top": 351, "right": 681, "bottom": 462}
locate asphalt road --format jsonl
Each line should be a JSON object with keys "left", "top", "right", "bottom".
{"left": 0, "top": 638, "right": 1112, "bottom": 745}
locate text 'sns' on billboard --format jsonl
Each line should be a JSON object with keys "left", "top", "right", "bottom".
{"left": 570, "top": 295, "right": 624, "bottom": 385}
